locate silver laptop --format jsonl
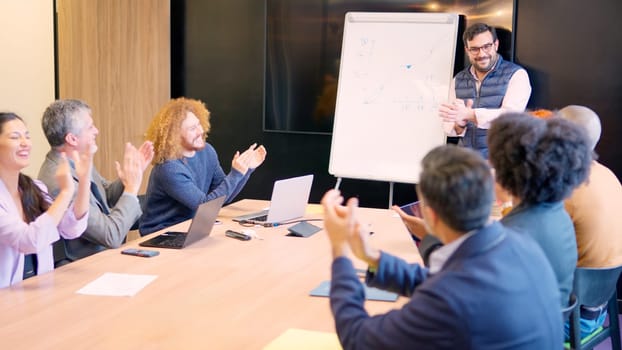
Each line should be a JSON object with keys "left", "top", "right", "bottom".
{"left": 233, "top": 174, "right": 314, "bottom": 225}
{"left": 139, "top": 196, "right": 226, "bottom": 249}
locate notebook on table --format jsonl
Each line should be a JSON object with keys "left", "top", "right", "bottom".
{"left": 139, "top": 195, "right": 226, "bottom": 249}
{"left": 232, "top": 174, "right": 314, "bottom": 225}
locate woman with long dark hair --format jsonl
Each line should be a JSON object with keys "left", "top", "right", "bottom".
{"left": 0, "top": 112, "right": 91, "bottom": 287}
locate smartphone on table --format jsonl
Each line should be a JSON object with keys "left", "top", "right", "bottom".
{"left": 121, "top": 248, "right": 160, "bottom": 258}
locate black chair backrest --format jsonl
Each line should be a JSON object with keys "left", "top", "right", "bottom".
{"left": 52, "top": 238, "right": 71, "bottom": 268}
{"left": 570, "top": 265, "right": 622, "bottom": 350}
{"left": 574, "top": 265, "right": 622, "bottom": 308}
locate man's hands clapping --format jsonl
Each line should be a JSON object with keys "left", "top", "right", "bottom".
{"left": 231, "top": 143, "right": 267, "bottom": 175}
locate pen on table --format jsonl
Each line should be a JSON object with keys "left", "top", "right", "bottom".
{"left": 334, "top": 177, "right": 342, "bottom": 190}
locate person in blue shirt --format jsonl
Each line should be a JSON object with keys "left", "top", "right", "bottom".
{"left": 322, "top": 145, "right": 562, "bottom": 349}
{"left": 139, "top": 97, "right": 266, "bottom": 235}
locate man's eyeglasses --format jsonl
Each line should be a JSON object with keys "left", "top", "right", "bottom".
{"left": 467, "top": 42, "right": 494, "bottom": 55}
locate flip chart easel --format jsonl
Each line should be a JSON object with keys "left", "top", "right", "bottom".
{"left": 329, "top": 12, "right": 459, "bottom": 206}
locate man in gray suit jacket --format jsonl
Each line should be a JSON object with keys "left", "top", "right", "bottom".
{"left": 38, "top": 99, "right": 154, "bottom": 261}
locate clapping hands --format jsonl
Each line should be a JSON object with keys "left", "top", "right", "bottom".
{"left": 55, "top": 152, "right": 76, "bottom": 195}
{"left": 137, "top": 141, "right": 154, "bottom": 171}
{"left": 231, "top": 143, "right": 267, "bottom": 175}
{"left": 438, "top": 98, "right": 474, "bottom": 127}
{"left": 115, "top": 142, "right": 146, "bottom": 195}
{"left": 56, "top": 149, "right": 94, "bottom": 195}
{"left": 72, "top": 148, "right": 94, "bottom": 182}
{"left": 321, "top": 189, "right": 379, "bottom": 266}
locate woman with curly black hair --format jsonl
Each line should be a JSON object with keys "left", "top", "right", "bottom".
{"left": 488, "top": 113, "right": 592, "bottom": 308}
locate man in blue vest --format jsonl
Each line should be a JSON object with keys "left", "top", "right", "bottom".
{"left": 439, "top": 23, "right": 531, "bottom": 158}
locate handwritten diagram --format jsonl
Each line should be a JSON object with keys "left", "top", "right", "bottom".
{"left": 330, "top": 13, "right": 458, "bottom": 183}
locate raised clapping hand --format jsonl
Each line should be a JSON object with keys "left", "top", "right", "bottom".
{"left": 69, "top": 147, "right": 94, "bottom": 219}
{"left": 438, "top": 98, "right": 474, "bottom": 127}
{"left": 55, "top": 152, "right": 76, "bottom": 196}
{"left": 321, "top": 189, "right": 379, "bottom": 266}
{"left": 137, "top": 141, "right": 155, "bottom": 171}
{"left": 321, "top": 189, "right": 351, "bottom": 256}
{"left": 231, "top": 143, "right": 267, "bottom": 175}
{"left": 47, "top": 151, "right": 85, "bottom": 224}
{"left": 392, "top": 205, "right": 427, "bottom": 241}
{"left": 70, "top": 148, "right": 94, "bottom": 183}
{"left": 248, "top": 144, "right": 267, "bottom": 169}
{"left": 115, "top": 142, "right": 144, "bottom": 195}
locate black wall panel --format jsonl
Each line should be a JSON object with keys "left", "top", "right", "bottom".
{"left": 515, "top": 0, "right": 622, "bottom": 177}
{"left": 174, "top": 0, "right": 622, "bottom": 208}
{"left": 173, "top": 0, "right": 417, "bottom": 208}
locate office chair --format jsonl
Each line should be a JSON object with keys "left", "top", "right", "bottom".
{"left": 567, "top": 265, "right": 622, "bottom": 350}
{"left": 52, "top": 238, "right": 72, "bottom": 268}
{"left": 564, "top": 293, "right": 577, "bottom": 320}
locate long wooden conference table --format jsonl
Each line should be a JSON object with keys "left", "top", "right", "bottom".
{"left": 0, "top": 199, "right": 422, "bottom": 349}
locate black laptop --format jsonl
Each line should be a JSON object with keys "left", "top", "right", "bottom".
{"left": 139, "top": 196, "right": 226, "bottom": 249}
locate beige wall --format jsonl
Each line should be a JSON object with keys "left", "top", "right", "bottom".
{"left": 0, "top": 1, "right": 55, "bottom": 177}
{"left": 0, "top": 1, "right": 169, "bottom": 186}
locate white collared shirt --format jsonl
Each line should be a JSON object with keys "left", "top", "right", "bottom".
{"left": 428, "top": 230, "right": 476, "bottom": 274}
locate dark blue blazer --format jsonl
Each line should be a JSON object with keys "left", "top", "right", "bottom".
{"left": 418, "top": 201, "right": 577, "bottom": 308}
{"left": 330, "top": 221, "right": 563, "bottom": 350}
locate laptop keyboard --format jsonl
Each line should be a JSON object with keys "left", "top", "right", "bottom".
{"left": 159, "top": 235, "right": 186, "bottom": 247}
{"left": 248, "top": 214, "right": 268, "bottom": 222}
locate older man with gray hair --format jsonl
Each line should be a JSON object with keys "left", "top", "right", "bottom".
{"left": 558, "top": 104, "right": 622, "bottom": 338}
{"left": 38, "top": 99, "right": 153, "bottom": 261}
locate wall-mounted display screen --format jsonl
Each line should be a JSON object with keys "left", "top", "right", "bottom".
{"left": 264, "top": 0, "right": 515, "bottom": 134}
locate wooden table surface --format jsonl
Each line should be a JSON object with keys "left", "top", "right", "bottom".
{"left": 0, "top": 199, "right": 422, "bottom": 349}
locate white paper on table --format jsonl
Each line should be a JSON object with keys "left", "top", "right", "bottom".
{"left": 76, "top": 272, "right": 158, "bottom": 297}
